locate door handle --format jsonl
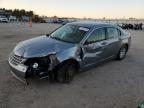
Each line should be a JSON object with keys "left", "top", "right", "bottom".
{"left": 102, "top": 42, "right": 109, "bottom": 46}
{"left": 86, "top": 44, "right": 95, "bottom": 48}
{"left": 85, "top": 44, "right": 97, "bottom": 50}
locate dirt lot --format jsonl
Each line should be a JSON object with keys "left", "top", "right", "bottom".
{"left": 0, "top": 23, "right": 144, "bottom": 108}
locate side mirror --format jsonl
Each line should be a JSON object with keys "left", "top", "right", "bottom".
{"left": 84, "top": 41, "right": 89, "bottom": 45}
{"left": 46, "top": 34, "right": 50, "bottom": 37}
{"left": 84, "top": 41, "right": 93, "bottom": 45}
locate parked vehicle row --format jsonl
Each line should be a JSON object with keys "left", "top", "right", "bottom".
{"left": 0, "top": 16, "right": 9, "bottom": 23}
{"left": 119, "top": 23, "right": 143, "bottom": 30}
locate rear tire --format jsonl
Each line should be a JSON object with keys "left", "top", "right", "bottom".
{"left": 56, "top": 62, "right": 77, "bottom": 83}
{"left": 117, "top": 45, "right": 128, "bottom": 60}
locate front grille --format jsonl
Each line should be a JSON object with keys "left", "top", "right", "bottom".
{"left": 10, "top": 53, "right": 25, "bottom": 66}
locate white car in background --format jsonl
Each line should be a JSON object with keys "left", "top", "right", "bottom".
{"left": 9, "top": 16, "right": 17, "bottom": 22}
{"left": 0, "top": 16, "right": 9, "bottom": 23}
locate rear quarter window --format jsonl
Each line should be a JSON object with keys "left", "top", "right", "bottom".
{"left": 121, "top": 29, "right": 128, "bottom": 36}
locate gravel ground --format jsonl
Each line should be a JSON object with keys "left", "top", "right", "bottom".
{"left": 0, "top": 23, "right": 144, "bottom": 108}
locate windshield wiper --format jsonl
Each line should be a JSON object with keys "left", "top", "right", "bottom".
{"left": 51, "top": 36, "right": 75, "bottom": 43}
{"left": 50, "top": 36, "right": 63, "bottom": 41}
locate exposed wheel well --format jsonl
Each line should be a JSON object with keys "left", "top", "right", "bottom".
{"left": 53, "top": 59, "right": 80, "bottom": 80}
{"left": 122, "top": 44, "right": 129, "bottom": 51}
{"left": 59, "top": 59, "right": 80, "bottom": 70}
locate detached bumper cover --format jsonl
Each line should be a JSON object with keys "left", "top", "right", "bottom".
{"left": 8, "top": 58, "right": 28, "bottom": 84}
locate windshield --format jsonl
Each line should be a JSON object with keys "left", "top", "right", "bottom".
{"left": 50, "top": 25, "right": 89, "bottom": 43}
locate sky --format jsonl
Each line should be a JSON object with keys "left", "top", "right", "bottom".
{"left": 0, "top": 0, "right": 144, "bottom": 19}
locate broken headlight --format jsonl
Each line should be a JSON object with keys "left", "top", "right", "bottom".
{"left": 24, "top": 57, "right": 51, "bottom": 77}
{"left": 24, "top": 57, "right": 51, "bottom": 70}
{"left": 32, "top": 63, "right": 39, "bottom": 69}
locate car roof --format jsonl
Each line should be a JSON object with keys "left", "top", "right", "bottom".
{"left": 68, "top": 21, "right": 117, "bottom": 29}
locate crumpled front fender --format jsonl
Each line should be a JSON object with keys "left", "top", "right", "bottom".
{"left": 45, "top": 45, "right": 82, "bottom": 71}
{"left": 56, "top": 45, "right": 82, "bottom": 65}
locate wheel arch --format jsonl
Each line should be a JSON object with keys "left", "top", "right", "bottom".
{"left": 122, "top": 43, "right": 129, "bottom": 51}
{"left": 58, "top": 58, "right": 80, "bottom": 70}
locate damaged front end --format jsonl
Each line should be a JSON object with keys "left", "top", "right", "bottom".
{"left": 8, "top": 52, "right": 59, "bottom": 84}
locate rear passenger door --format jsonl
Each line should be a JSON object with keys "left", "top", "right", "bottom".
{"left": 104, "top": 27, "right": 121, "bottom": 58}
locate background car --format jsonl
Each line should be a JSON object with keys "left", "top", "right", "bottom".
{"left": 0, "top": 16, "right": 9, "bottom": 23}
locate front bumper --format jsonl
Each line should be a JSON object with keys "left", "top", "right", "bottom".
{"left": 8, "top": 58, "right": 28, "bottom": 84}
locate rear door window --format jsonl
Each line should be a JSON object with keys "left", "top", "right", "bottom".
{"left": 86, "top": 28, "right": 106, "bottom": 44}
{"left": 106, "top": 28, "right": 119, "bottom": 39}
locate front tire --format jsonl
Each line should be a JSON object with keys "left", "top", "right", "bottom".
{"left": 117, "top": 45, "right": 128, "bottom": 60}
{"left": 56, "top": 62, "right": 77, "bottom": 83}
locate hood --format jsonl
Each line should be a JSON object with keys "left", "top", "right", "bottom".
{"left": 14, "top": 36, "right": 75, "bottom": 58}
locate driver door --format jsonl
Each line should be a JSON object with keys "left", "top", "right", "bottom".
{"left": 82, "top": 28, "right": 107, "bottom": 66}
